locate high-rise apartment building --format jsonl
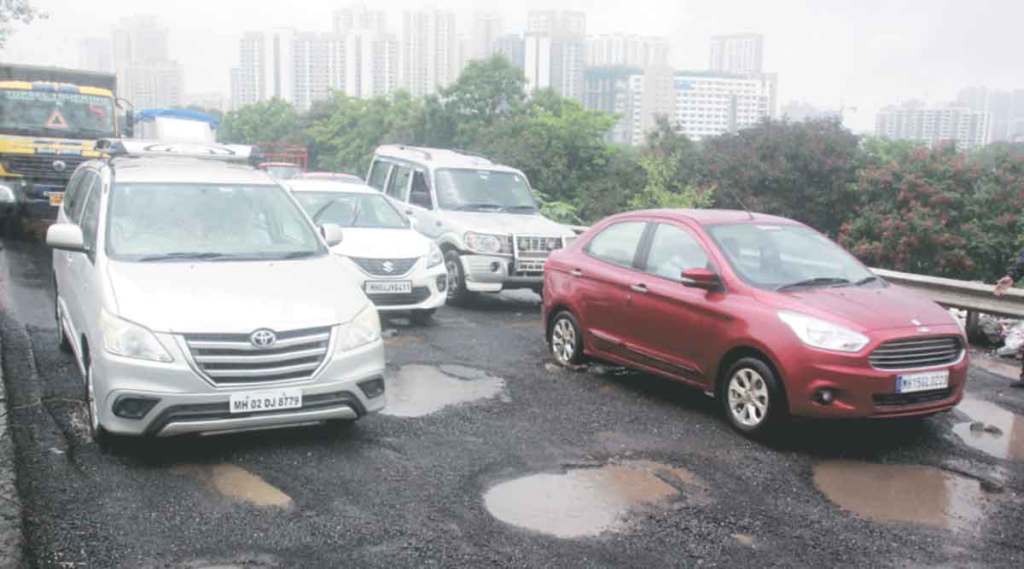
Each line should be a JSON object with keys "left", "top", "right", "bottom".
{"left": 495, "top": 34, "right": 526, "bottom": 70}
{"left": 233, "top": 29, "right": 297, "bottom": 110}
{"left": 112, "top": 15, "right": 184, "bottom": 108}
{"left": 470, "top": 13, "right": 503, "bottom": 61}
{"left": 672, "top": 71, "right": 775, "bottom": 140}
{"left": 585, "top": 34, "right": 669, "bottom": 68}
{"left": 333, "top": 4, "right": 387, "bottom": 34}
{"left": 709, "top": 33, "right": 764, "bottom": 75}
{"left": 875, "top": 104, "right": 991, "bottom": 149}
{"left": 401, "top": 9, "right": 458, "bottom": 97}
{"left": 78, "top": 37, "right": 114, "bottom": 73}
{"left": 344, "top": 29, "right": 399, "bottom": 99}
{"left": 956, "top": 87, "right": 1024, "bottom": 143}
{"left": 524, "top": 11, "right": 586, "bottom": 100}
{"left": 583, "top": 66, "right": 643, "bottom": 145}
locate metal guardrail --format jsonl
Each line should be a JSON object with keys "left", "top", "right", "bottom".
{"left": 872, "top": 268, "right": 1024, "bottom": 319}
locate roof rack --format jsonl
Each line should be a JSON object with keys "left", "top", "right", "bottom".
{"left": 450, "top": 148, "right": 493, "bottom": 164}
{"left": 96, "top": 139, "right": 254, "bottom": 163}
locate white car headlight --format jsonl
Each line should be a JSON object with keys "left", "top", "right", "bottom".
{"left": 99, "top": 310, "right": 173, "bottom": 362}
{"left": 427, "top": 242, "right": 444, "bottom": 268}
{"left": 465, "top": 231, "right": 510, "bottom": 255}
{"left": 778, "top": 310, "right": 869, "bottom": 353}
{"left": 337, "top": 304, "right": 381, "bottom": 352}
{"left": 0, "top": 184, "right": 15, "bottom": 204}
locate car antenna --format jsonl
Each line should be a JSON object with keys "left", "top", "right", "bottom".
{"left": 721, "top": 186, "right": 755, "bottom": 220}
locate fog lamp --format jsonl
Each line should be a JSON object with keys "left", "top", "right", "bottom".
{"left": 112, "top": 396, "right": 160, "bottom": 419}
{"left": 358, "top": 377, "right": 386, "bottom": 399}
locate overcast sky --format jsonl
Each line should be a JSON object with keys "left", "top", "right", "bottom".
{"left": 2, "top": 0, "right": 1021, "bottom": 132}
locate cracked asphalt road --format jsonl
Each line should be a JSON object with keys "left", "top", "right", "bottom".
{"left": 1, "top": 237, "right": 1023, "bottom": 568}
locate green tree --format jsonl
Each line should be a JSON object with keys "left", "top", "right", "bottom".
{"left": 702, "top": 118, "right": 861, "bottom": 236}
{"left": 440, "top": 55, "right": 526, "bottom": 146}
{"left": 219, "top": 98, "right": 303, "bottom": 145}
{"left": 0, "top": 0, "right": 43, "bottom": 47}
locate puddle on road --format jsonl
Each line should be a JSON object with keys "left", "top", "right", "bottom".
{"left": 484, "top": 460, "right": 706, "bottom": 539}
{"left": 952, "top": 397, "right": 1024, "bottom": 461}
{"left": 174, "top": 464, "right": 293, "bottom": 509}
{"left": 382, "top": 364, "right": 506, "bottom": 418}
{"left": 813, "top": 460, "right": 988, "bottom": 531}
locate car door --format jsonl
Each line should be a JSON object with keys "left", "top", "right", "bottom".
{"left": 53, "top": 168, "right": 88, "bottom": 305}
{"left": 572, "top": 220, "right": 649, "bottom": 359}
{"left": 64, "top": 170, "right": 103, "bottom": 354}
{"left": 405, "top": 168, "right": 443, "bottom": 239}
{"left": 627, "top": 221, "right": 719, "bottom": 383}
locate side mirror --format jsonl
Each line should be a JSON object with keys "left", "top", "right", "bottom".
{"left": 320, "top": 223, "right": 344, "bottom": 247}
{"left": 46, "top": 223, "right": 86, "bottom": 252}
{"left": 681, "top": 268, "right": 721, "bottom": 291}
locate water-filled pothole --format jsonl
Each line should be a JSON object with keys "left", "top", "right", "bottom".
{"left": 484, "top": 460, "right": 706, "bottom": 538}
{"left": 382, "top": 364, "right": 506, "bottom": 418}
{"left": 174, "top": 464, "right": 293, "bottom": 508}
{"left": 813, "top": 460, "right": 989, "bottom": 530}
{"left": 952, "top": 396, "right": 1024, "bottom": 461}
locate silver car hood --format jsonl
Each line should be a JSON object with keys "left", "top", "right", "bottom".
{"left": 106, "top": 255, "right": 367, "bottom": 334}
{"left": 441, "top": 211, "right": 574, "bottom": 237}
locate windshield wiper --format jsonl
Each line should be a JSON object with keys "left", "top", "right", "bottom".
{"left": 776, "top": 277, "right": 851, "bottom": 292}
{"left": 505, "top": 205, "right": 538, "bottom": 213}
{"left": 855, "top": 275, "right": 881, "bottom": 286}
{"left": 136, "top": 252, "right": 236, "bottom": 262}
{"left": 456, "top": 203, "right": 505, "bottom": 212}
{"left": 276, "top": 251, "right": 319, "bottom": 260}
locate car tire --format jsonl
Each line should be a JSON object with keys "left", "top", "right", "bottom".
{"left": 411, "top": 309, "right": 436, "bottom": 325}
{"left": 55, "top": 291, "right": 72, "bottom": 354}
{"left": 444, "top": 250, "right": 473, "bottom": 305}
{"left": 548, "top": 310, "right": 584, "bottom": 366}
{"left": 720, "top": 357, "right": 788, "bottom": 438}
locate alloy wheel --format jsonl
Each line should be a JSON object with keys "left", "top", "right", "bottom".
{"left": 551, "top": 317, "right": 577, "bottom": 365}
{"left": 727, "top": 368, "right": 770, "bottom": 428}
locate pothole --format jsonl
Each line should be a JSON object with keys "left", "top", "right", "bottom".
{"left": 173, "top": 464, "right": 293, "bottom": 509}
{"left": 952, "top": 396, "right": 1024, "bottom": 461}
{"left": 483, "top": 460, "right": 707, "bottom": 538}
{"left": 382, "top": 364, "right": 505, "bottom": 418}
{"left": 813, "top": 460, "right": 991, "bottom": 530}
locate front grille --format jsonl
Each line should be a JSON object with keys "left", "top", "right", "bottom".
{"left": 184, "top": 326, "right": 331, "bottom": 385}
{"left": 873, "top": 388, "right": 953, "bottom": 407}
{"left": 367, "top": 286, "right": 431, "bottom": 306}
{"left": 869, "top": 336, "right": 963, "bottom": 370}
{"left": 3, "top": 153, "right": 89, "bottom": 184}
{"left": 351, "top": 257, "right": 419, "bottom": 276}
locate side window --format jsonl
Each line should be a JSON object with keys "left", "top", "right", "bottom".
{"left": 367, "top": 160, "right": 391, "bottom": 190}
{"left": 79, "top": 177, "right": 101, "bottom": 254}
{"left": 585, "top": 222, "right": 647, "bottom": 268}
{"left": 644, "top": 223, "right": 710, "bottom": 280}
{"left": 67, "top": 172, "right": 98, "bottom": 224}
{"left": 385, "top": 165, "right": 412, "bottom": 202}
{"left": 409, "top": 170, "right": 433, "bottom": 209}
{"left": 61, "top": 169, "right": 87, "bottom": 218}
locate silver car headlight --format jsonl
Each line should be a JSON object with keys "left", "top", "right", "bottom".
{"left": 427, "top": 242, "right": 444, "bottom": 268}
{"left": 336, "top": 304, "right": 381, "bottom": 352}
{"left": 99, "top": 310, "right": 173, "bottom": 362}
{"left": 778, "top": 310, "right": 869, "bottom": 353}
{"left": 465, "top": 231, "right": 511, "bottom": 255}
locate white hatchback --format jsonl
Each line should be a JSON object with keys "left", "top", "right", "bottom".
{"left": 288, "top": 180, "right": 447, "bottom": 323}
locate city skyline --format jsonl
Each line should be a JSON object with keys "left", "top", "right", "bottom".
{"left": 2, "top": 0, "right": 1022, "bottom": 133}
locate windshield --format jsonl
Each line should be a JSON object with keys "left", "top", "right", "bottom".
{"left": 0, "top": 89, "right": 115, "bottom": 139}
{"left": 293, "top": 191, "right": 409, "bottom": 229}
{"left": 435, "top": 168, "right": 538, "bottom": 212}
{"left": 707, "top": 223, "right": 875, "bottom": 291}
{"left": 106, "top": 183, "right": 325, "bottom": 262}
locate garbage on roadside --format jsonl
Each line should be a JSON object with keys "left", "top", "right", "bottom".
{"left": 996, "top": 321, "right": 1024, "bottom": 357}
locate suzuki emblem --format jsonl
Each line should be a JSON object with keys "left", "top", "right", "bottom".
{"left": 249, "top": 329, "right": 277, "bottom": 348}
{"left": 381, "top": 261, "right": 395, "bottom": 273}
{"left": 52, "top": 160, "right": 67, "bottom": 172}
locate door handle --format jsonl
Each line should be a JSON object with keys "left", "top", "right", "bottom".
{"left": 630, "top": 283, "right": 648, "bottom": 293}
{"left": 570, "top": 269, "right": 583, "bottom": 277}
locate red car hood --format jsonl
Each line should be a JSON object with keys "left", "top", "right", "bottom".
{"left": 770, "top": 284, "right": 956, "bottom": 332}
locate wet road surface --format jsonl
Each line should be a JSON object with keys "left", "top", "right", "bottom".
{"left": 1, "top": 238, "right": 1023, "bottom": 568}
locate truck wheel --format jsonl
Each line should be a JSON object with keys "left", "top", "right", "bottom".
{"left": 444, "top": 250, "right": 473, "bottom": 305}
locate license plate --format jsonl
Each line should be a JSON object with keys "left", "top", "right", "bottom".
{"left": 896, "top": 370, "right": 949, "bottom": 394}
{"left": 229, "top": 388, "right": 302, "bottom": 414}
{"left": 365, "top": 280, "right": 412, "bottom": 294}
{"left": 46, "top": 192, "right": 64, "bottom": 206}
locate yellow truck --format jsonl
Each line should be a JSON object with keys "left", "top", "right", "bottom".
{"left": 0, "top": 63, "right": 129, "bottom": 227}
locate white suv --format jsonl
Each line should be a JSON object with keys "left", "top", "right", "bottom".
{"left": 367, "top": 146, "right": 575, "bottom": 303}
{"left": 47, "top": 140, "right": 386, "bottom": 444}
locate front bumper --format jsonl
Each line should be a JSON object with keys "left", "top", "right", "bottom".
{"left": 460, "top": 254, "right": 545, "bottom": 292}
{"left": 351, "top": 260, "right": 448, "bottom": 312}
{"left": 92, "top": 336, "right": 387, "bottom": 437}
{"left": 779, "top": 325, "right": 968, "bottom": 419}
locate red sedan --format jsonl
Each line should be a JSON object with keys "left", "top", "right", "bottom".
{"left": 543, "top": 209, "right": 967, "bottom": 438}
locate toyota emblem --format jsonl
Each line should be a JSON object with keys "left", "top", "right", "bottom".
{"left": 381, "top": 261, "right": 395, "bottom": 273}
{"left": 249, "top": 329, "right": 277, "bottom": 348}
{"left": 52, "top": 160, "right": 67, "bottom": 172}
